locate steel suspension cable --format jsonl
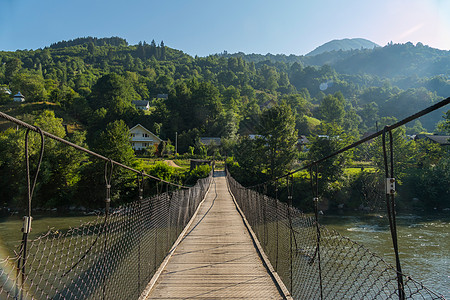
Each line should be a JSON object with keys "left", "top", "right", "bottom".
{"left": 0, "top": 111, "right": 188, "bottom": 189}
{"left": 102, "top": 159, "right": 114, "bottom": 300}
{"left": 136, "top": 171, "right": 144, "bottom": 294}
{"left": 310, "top": 164, "right": 323, "bottom": 300}
{"left": 274, "top": 180, "right": 279, "bottom": 270}
{"left": 17, "top": 127, "right": 45, "bottom": 300}
{"left": 382, "top": 128, "right": 405, "bottom": 300}
{"left": 246, "top": 96, "right": 450, "bottom": 189}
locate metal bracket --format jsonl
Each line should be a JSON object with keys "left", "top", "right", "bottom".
{"left": 22, "top": 216, "right": 32, "bottom": 233}
{"left": 386, "top": 178, "right": 396, "bottom": 195}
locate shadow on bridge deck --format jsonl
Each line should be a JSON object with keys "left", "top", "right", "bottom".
{"left": 144, "top": 171, "right": 285, "bottom": 299}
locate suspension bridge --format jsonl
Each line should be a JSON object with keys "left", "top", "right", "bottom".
{"left": 0, "top": 97, "right": 449, "bottom": 299}
{"left": 142, "top": 171, "right": 288, "bottom": 299}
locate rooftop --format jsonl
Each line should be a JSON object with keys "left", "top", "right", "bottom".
{"left": 131, "top": 100, "right": 149, "bottom": 106}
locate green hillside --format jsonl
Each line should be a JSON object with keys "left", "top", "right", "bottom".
{"left": 0, "top": 36, "right": 449, "bottom": 211}
{"left": 306, "top": 38, "right": 379, "bottom": 56}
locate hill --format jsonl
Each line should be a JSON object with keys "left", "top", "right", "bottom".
{"left": 222, "top": 42, "right": 449, "bottom": 80}
{"left": 332, "top": 42, "right": 450, "bottom": 78}
{"left": 0, "top": 36, "right": 448, "bottom": 136}
{"left": 306, "top": 38, "right": 379, "bottom": 56}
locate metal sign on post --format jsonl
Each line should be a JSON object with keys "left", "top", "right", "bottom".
{"left": 386, "top": 178, "right": 396, "bottom": 195}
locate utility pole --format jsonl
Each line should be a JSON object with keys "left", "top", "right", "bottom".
{"left": 175, "top": 132, "right": 178, "bottom": 156}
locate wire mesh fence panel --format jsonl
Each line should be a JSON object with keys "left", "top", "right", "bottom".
{"left": 0, "top": 174, "right": 211, "bottom": 300}
{"left": 227, "top": 173, "right": 445, "bottom": 300}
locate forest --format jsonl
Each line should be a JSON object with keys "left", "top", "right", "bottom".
{"left": 0, "top": 36, "right": 449, "bottom": 212}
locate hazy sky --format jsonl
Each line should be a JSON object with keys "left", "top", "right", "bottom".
{"left": 1, "top": 0, "right": 449, "bottom": 56}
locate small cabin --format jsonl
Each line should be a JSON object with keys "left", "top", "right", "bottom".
{"left": 13, "top": 92, "right": 25, "bottom": 102}
{"left": 132, "top": 100, "right": 150, "bottom": 111}
{"left": 199, "top": 137, "right": 221, "bottom": 146}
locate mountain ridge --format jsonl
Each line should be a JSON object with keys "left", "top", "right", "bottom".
{"left": 306, "top": 38, "right": 380, "bottom": 56}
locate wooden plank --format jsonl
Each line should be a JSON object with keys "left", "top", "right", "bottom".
{"left": 145, "top": 172, "right": 284, "bottom": 299}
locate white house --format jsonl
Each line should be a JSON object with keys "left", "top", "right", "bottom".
{"left": 13, "top": 91, "right": 25, "bottom": 102}
{"left": 129, "top": 124, "right": 162, "bottom": 151}
{"left": 1, "top": 87, "right": 11, "bottom": 95}
{"left": 132, "top": 100, "right": 150, "bottom": 111}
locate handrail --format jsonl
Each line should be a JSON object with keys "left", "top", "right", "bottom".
{"left": 0, "top": 111, "right": 188, "bottom": 189}
{"left": 246, "top": 96, "right": 450, "bottom": 188}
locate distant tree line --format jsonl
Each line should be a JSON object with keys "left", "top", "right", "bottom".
{"left": 50, "top": 36, "right": 128, "bottom": 49}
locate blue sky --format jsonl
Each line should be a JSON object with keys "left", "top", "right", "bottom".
{"left": 1, "top": 0, "right": 449, "bottom": 56}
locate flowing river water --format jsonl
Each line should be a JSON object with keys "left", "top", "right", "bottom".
{"left": 1, "top": 212, "right": 449, "bottom": 298}
{"left": 321, "top": 213, "right": 450, "bottom": 298}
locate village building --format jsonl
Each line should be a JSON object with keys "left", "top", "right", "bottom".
{"left": 131, "top": 100, "right": 150, "bottom": 111}
{"left": 1, "top": 87, "right": 11, "bottom": 95}
{"left": 13, "top": 91, "right": 25, "bottom": 102}
{"left": 415, "top": 134, "right": 450, "bottom": 146}
{"left": 129, "top": 124, "right": 162, "bottom": 151}
{"left": 199, "top": 137, "right": 221, "bottom": 146}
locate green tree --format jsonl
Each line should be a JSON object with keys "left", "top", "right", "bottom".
{"left": 438, "top": 110, "right": 450, "bottom": 133}
{"left": 148, "top": 162, "right": 174, "bottom": 182}
{"left": 76, "top": 120, "right": 136, "bottom": 207}
{"left": 233, "top": 137, "right": 267, "bottom": 185}
{"left": 369, "top": 126, "right": 414, "bottom": 180}
{"left": 5, "top": 58, "right": 22, "bottom": 80}
{"left": 257, "top": 103, "right": 298, "bottom": 179}
{"left": 89, "top": 73, "right": 136, "bottom": 116}
{"left": 0, "top": 110, "right": 87, "bottom": 208}
{"left": 318, "top": 93, "right": 345, "bottom": 124}
{"left": 157, "top": 141, "right": 167, "bottom": 157}
{"left": 257, "top": 65, "right": 279, "bottom": 92}
{"left": 95, "top": 120, "right": 135, "bottom": 163}
{"left": 184, "top": 165, "right": 211, "bottom": 185}
{"left": 34, "top": 111, "right": 88, "bottom": 207}
{"left": 0, "top": 85, "right": 11, "bottom": 103}
{"left": 342, "top": 108, "right": 361, "bottom": 133}
{"left": 87, "top": 42, "right": 95, "bottom": 55}
{"left": 11, "top": 72, "right": 46, "bottom": 101}
{"left": 307, "top": 122, "right": 353, "bottom": 183}
{"left": 281, "top": 94, "right": 310, "bottom": 116}
{"left": 406, "top": 120, "right": 426, "bottom": 135}
{"left": 408, "top": 153, "right": 450, "bottom": 209}
{"left": 167, "top": 80, "right": 222, "bottom": 134}
{"left": 0, "top": 128, "right": 26, "bottom": 207}
{"left": 359, "top": 102, "right": 379, "bottom": 130}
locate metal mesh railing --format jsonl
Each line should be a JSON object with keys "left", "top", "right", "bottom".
{"left": 0, "top": 174, "right": 211, "bottom": 300}
{"left": 227, "top": 173, "right": 445, "bottom": 300}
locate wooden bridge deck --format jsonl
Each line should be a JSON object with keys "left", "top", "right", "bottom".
{"left": 145, "top": 171, "right": 284, "bottom": 299}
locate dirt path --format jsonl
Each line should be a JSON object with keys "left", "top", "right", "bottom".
{"left": 164, "top": 160, "right": 182, "bottom": 168}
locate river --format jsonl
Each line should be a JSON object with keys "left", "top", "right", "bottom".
{"left": 1, "top": 212, "right": 448, "bottom": 298}
{"left": 321, "top": 212, "right": 450, "bottom": 298}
